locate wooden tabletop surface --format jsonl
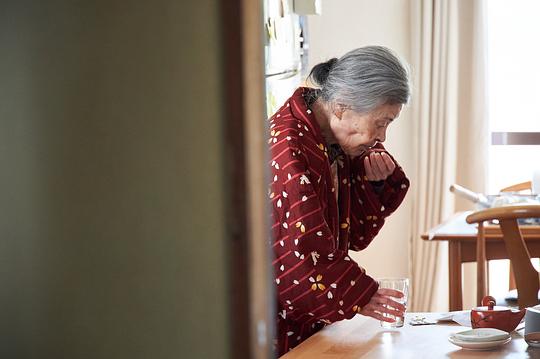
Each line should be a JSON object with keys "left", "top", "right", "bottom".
{"left": 281, "top": 313, "right": 534, "bottom": 358}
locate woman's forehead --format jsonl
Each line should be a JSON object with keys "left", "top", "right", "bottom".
{"left": 371, "top": 103, "right": 403, "bottom": 119}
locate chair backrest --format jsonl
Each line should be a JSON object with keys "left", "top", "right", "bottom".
{"left": 466, "top": 205, "right": 540, "bottom": 309}
{"left": 500, "top": 181, "right": 532, "bottom": 193}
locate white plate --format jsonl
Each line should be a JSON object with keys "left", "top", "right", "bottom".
{"left": 448, "top": 336, "right": 511, "bottom": 350}
{"left": 453, "top": 328, "right": 510, "bottom": 342}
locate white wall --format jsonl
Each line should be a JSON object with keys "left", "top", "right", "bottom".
{"left": 307, "top": 0, "right": 413, "bottom": 279}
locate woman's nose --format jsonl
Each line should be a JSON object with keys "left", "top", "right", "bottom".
{"left": 376, "top": 129, "right": 387, "bottom": 143}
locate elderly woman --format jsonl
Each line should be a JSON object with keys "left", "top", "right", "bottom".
{"left": 268, "top": 46, "right": 411, "bottom": 355}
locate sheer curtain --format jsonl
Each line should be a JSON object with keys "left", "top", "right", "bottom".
{"left": 409, "top": 0, "right": 489, "bottom": 311}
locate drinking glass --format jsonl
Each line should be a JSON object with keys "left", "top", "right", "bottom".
{"left": 377, "top": 278, "right": 409, "bottom": 328}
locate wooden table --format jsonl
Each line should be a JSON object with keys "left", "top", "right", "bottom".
{"left": 422, "top": 211, "right": 540, "bottom": 311}
{"left": 281, "top": 313, "right": 533, "bottom": 358}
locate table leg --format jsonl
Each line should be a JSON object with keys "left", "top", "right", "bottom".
{"left": 449, "top": 241, "right": 462, "bottom": 311}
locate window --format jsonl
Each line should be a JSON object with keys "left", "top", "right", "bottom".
{"left": 486, "top": 0, "right": 540, "bottom": 193}
{"left": 485, "top": 0, "right": 540, "bottom": 296}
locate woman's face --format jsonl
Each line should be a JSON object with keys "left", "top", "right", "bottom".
{"left": 329, "top": 102, "right": 403, "bottom": 157}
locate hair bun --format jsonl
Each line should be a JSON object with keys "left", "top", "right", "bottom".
{"left": 308, "top": 58, "right": 338, "bottom": 86}
{"left": 326, "top": 58, "right": 338, "bottom": 70}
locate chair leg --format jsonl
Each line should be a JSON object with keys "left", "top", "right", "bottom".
{"left": 477, "top": 222, "right": 488, "bottom": 305}
{"left": 509, "top": 264, "right": 516, "bottom": 290}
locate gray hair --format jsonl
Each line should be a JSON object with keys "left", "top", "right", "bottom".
{"left": 308, "top": 46, "right": 411, "bottom": 113}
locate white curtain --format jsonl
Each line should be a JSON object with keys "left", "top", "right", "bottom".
{"left": 409, "top": 0, "right": 489, "bottom": 311}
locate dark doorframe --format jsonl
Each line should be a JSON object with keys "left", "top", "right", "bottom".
{"left": 222, "top": 0, "right": 273, "bottom": 358}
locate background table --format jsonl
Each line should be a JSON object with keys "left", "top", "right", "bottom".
{"left": 281, "top": 313, "right": 532, "bottom": 358}
{"left": 422, "top": 212, "right": 540, "bottom": 311}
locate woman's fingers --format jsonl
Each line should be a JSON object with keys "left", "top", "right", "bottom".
{"left": 376, "top": 288, "right": 404, "bottom": 298}
{"left": 380, "top": 152, "right": 396, "bottom": 173}
{"left": 365, "top": 154, "right": 384, "bottom": 181}
{"left": 364, "top": 152, "right": 395, "bottom": 181}
{"left": 364, "top": 156, "right": 376, "bottom": 180}
{"left": 369, "top": 153, "right": 385, "bottom": 179}
{"left": 371, "top": 297, "right": 406, "bottom": 314}
{"left": 373, "top": 291, "right": 406, "bottom": 311}
{"left": 358, "top": 288, "right": 407, "bottom": 323}
{"left": 359, "top": 302, "right": 404, "bottom": 322}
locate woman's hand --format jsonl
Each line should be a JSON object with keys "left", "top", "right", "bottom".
{"left": 358, "top": 288, "right": 405, "bottom": 322}
{"left": 364, "top": 152, "right": 395, "bottom": 181}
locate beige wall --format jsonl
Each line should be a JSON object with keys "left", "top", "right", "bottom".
{"left": 307, "top": 0, "right": 413, "bottom": 279}
{"left": 0, "top": 1, "right": 230, "bottom": 358}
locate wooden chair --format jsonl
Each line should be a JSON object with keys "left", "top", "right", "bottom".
{"left": 499, "top": 181, "right": 532, "bottom": 193}
{"left": 466, "top": 205, "right": 540, "bottom": 309}
{"left": 499, "top": 181, "right": 533, "bottom": 291}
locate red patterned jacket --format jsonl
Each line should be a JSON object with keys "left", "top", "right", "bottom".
{"left": 269, "top": 88, "right": 409, "bottom": 356}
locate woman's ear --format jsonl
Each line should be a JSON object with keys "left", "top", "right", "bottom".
{"left": 333, "top": 103, "right": 347, "bottom": 120}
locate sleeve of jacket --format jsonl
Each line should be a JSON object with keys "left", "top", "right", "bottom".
{"left": 347, "top": 144, "right": 410, "bottom": 251}
{"left": 270, "top": 138, "right": 378, "bottom": 325}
